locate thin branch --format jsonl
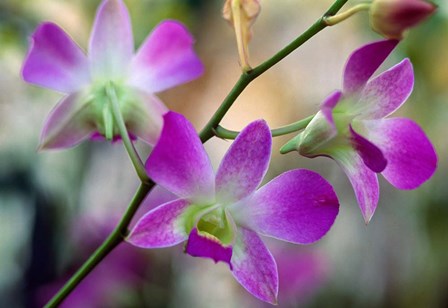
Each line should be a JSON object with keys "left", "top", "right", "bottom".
{"left": 215, "top": 114, "right": 315, "bottom": 139}
{"left": 199, "top": 0, "right": 349, "bottom": 143}
{"left": 106, "top": 84, "right": 150, "bottom": 184}
{"left": 45, "top": 182, "right": 154, "bottom": 307}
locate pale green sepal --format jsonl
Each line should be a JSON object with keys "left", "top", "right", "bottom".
{"left": 297, "top": 111, "right": 339, "bottom": 157}
{"left": 280, "top": 134, "right": 301, "bottom": 154}
{"left": 102, "top": 101, "right": 114, "bottom": 140}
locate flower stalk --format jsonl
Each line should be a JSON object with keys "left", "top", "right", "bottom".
{"left": 45, "top": 182, "right": 154, "bottom": 308}
{"left": 214, "top": 114, "right": 315, "bottom": 140}
{"left": 324, "top": 3, "right": 371, "bottom": 26}
{"left": 106, "top": 83, "right": 150, "bottom": 183}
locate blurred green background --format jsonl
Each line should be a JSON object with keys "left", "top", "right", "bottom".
{"left": 1, "top": 0, "right": 447, "bottom": 307}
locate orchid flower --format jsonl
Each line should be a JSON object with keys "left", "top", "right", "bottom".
{"left": 127, "top": 112, "right": 339, "bottom": 304}
{"left": 22, "top": 0, "right": 203, "bottom": 150}
{"left": 281, "top": 39, "right": 437, "bottom": 223}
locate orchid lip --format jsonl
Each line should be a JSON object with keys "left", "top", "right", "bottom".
{"left": 184, "top": 207, "right": 236, "bottom": 268}
{"left": 184, "top": 228, "right": 234, "bottom": 269}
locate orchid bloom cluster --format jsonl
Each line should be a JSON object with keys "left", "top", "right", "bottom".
{"left": 20, "top": 0, "right": 439, "bottom": 306}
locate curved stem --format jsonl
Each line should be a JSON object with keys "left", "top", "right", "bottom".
{"left": 215, "top": 114, "right": 315, "bottom": 140}
{"left": 199, "top": 74, "right": 250, "bottom": 142}
{"left": 106, "top": 84, "right": 150, "bottom": 184}
{"left": 45, "top": 181, "right": 155, "bottom": 308}
{"left": 324, "top": 3, "right": 371, "bottom": 26}
{"left": 199, "top": 0, "right": 349, "bottom": 143}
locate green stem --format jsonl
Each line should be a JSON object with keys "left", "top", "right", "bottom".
{"left": 45, "top": 181, "right": 154, "bottom": 308}
{"left": 106, "top": 84, "right": 150, "bottom": 184}
{"left": 215, "top": 114, "right": 315, "bottom": 140}
{"left": 199, "top": 0, "right": 348, "bottom": 143}
{"left": 324, "top": 3, "right": 371, "bottom": 26}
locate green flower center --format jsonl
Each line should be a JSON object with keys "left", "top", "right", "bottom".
{"left": 182, "top": 204, "right": 235, "bottom": 246}
{"left": 84, "top": 82, "right": 145, "bottom": 141}
{"left": 87, "top": 83, "right": 119, "bottom": 140}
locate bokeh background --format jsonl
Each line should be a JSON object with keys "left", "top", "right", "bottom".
{"left": 1, "top": 0, "right": 447, "bottom": 307}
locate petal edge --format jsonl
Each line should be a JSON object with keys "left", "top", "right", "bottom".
{"left": 22, "top": 22, "right": 90, "bottom": 93}
{"left": 364, "top": 118, "right": 437, "bottom": 189}
{"left": 232, "top": 169, "right": 339, "bottom": 244}
{"left": 215, "top": 120, "right": 271, "bottom": 204}
{"left": 129, "top": 20, "right": 204, "bottom": 93}
{"left": 231, "top": 228, "right": 278, "bottom": 304}
{"left": 127, "top": 199, "right": 190, "bottom": 248}
{"left": 343, "top": 39, "right": 399, "bottom": 95}
{"left": 146, "top": 112, "right": 215, "bottom": 204}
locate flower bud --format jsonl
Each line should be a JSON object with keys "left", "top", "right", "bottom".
{"left": 370, "top": 0, "right": 437, "bottom": 39}
{"left": 280, "top": 112, "right": 339, "bottom": 157}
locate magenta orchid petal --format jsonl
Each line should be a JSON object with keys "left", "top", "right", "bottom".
{"left": 332, "top": 149, "right": 380, "bottom": 223}
{"left": 127, "top": 199, "right": 190, "bottom": 248}
{"left": 131, "top": 185, "right": 178, "bottom": 229}
{"left": 232, "top": 169, "right": 339, "bottom": 244}
{"left": 126, "top": 92, "right": 168, "bottom": 145}
{"left": 22, "top": 22, "right": 90, "bottom": 93}
{"left": 321, "top": 90, "right": 342, "bottom": 128}
{"left": 215, "top": 120, "right": 271, "bottom": 204}
{"left": 129, "top": 20, "right": 204, "bottom": 93}
{"left": 343, "top": 39, "right": 399, "bottom": 95}
{"left": 356, "top": 59, "right": 414, "bottom": 119}
{"left": 231, "top": 228, "right": 278, "bottom": 304}
{"left": 40, "top": 92, "right": 95, "bottom": 150}
{"left": 89, "top": 0, "right": 134, "bottom": 79}
{"left": 146, "top": 112, "right": 215, "bottom": 204}
{"left": 363, "top": 118, "right": 437, "bottom": 189}
{"left": 349, "top": 125, "right": 387, "bottom": 172}
{"left": 140, "top": 185, "right": 177, "bottom": 212}
{"left": 185, "top": 228, "right": 233, "bottom": 268}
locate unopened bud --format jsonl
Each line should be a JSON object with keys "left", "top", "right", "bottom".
{"left": 280, "top": 112, "right": 338, "bottom": 157}
{"left": 370, "top": 0, "right": 436, "bottom": 39}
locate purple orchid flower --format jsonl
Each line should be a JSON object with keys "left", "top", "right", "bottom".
{"left": 127, "top": 111, "right": 339, "bottom": 304}
{"left": 22, "top": 0, "right": 203, "bottom": 150}
{"left": 281, "top": 39, "right": 437, "bottom": 223}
